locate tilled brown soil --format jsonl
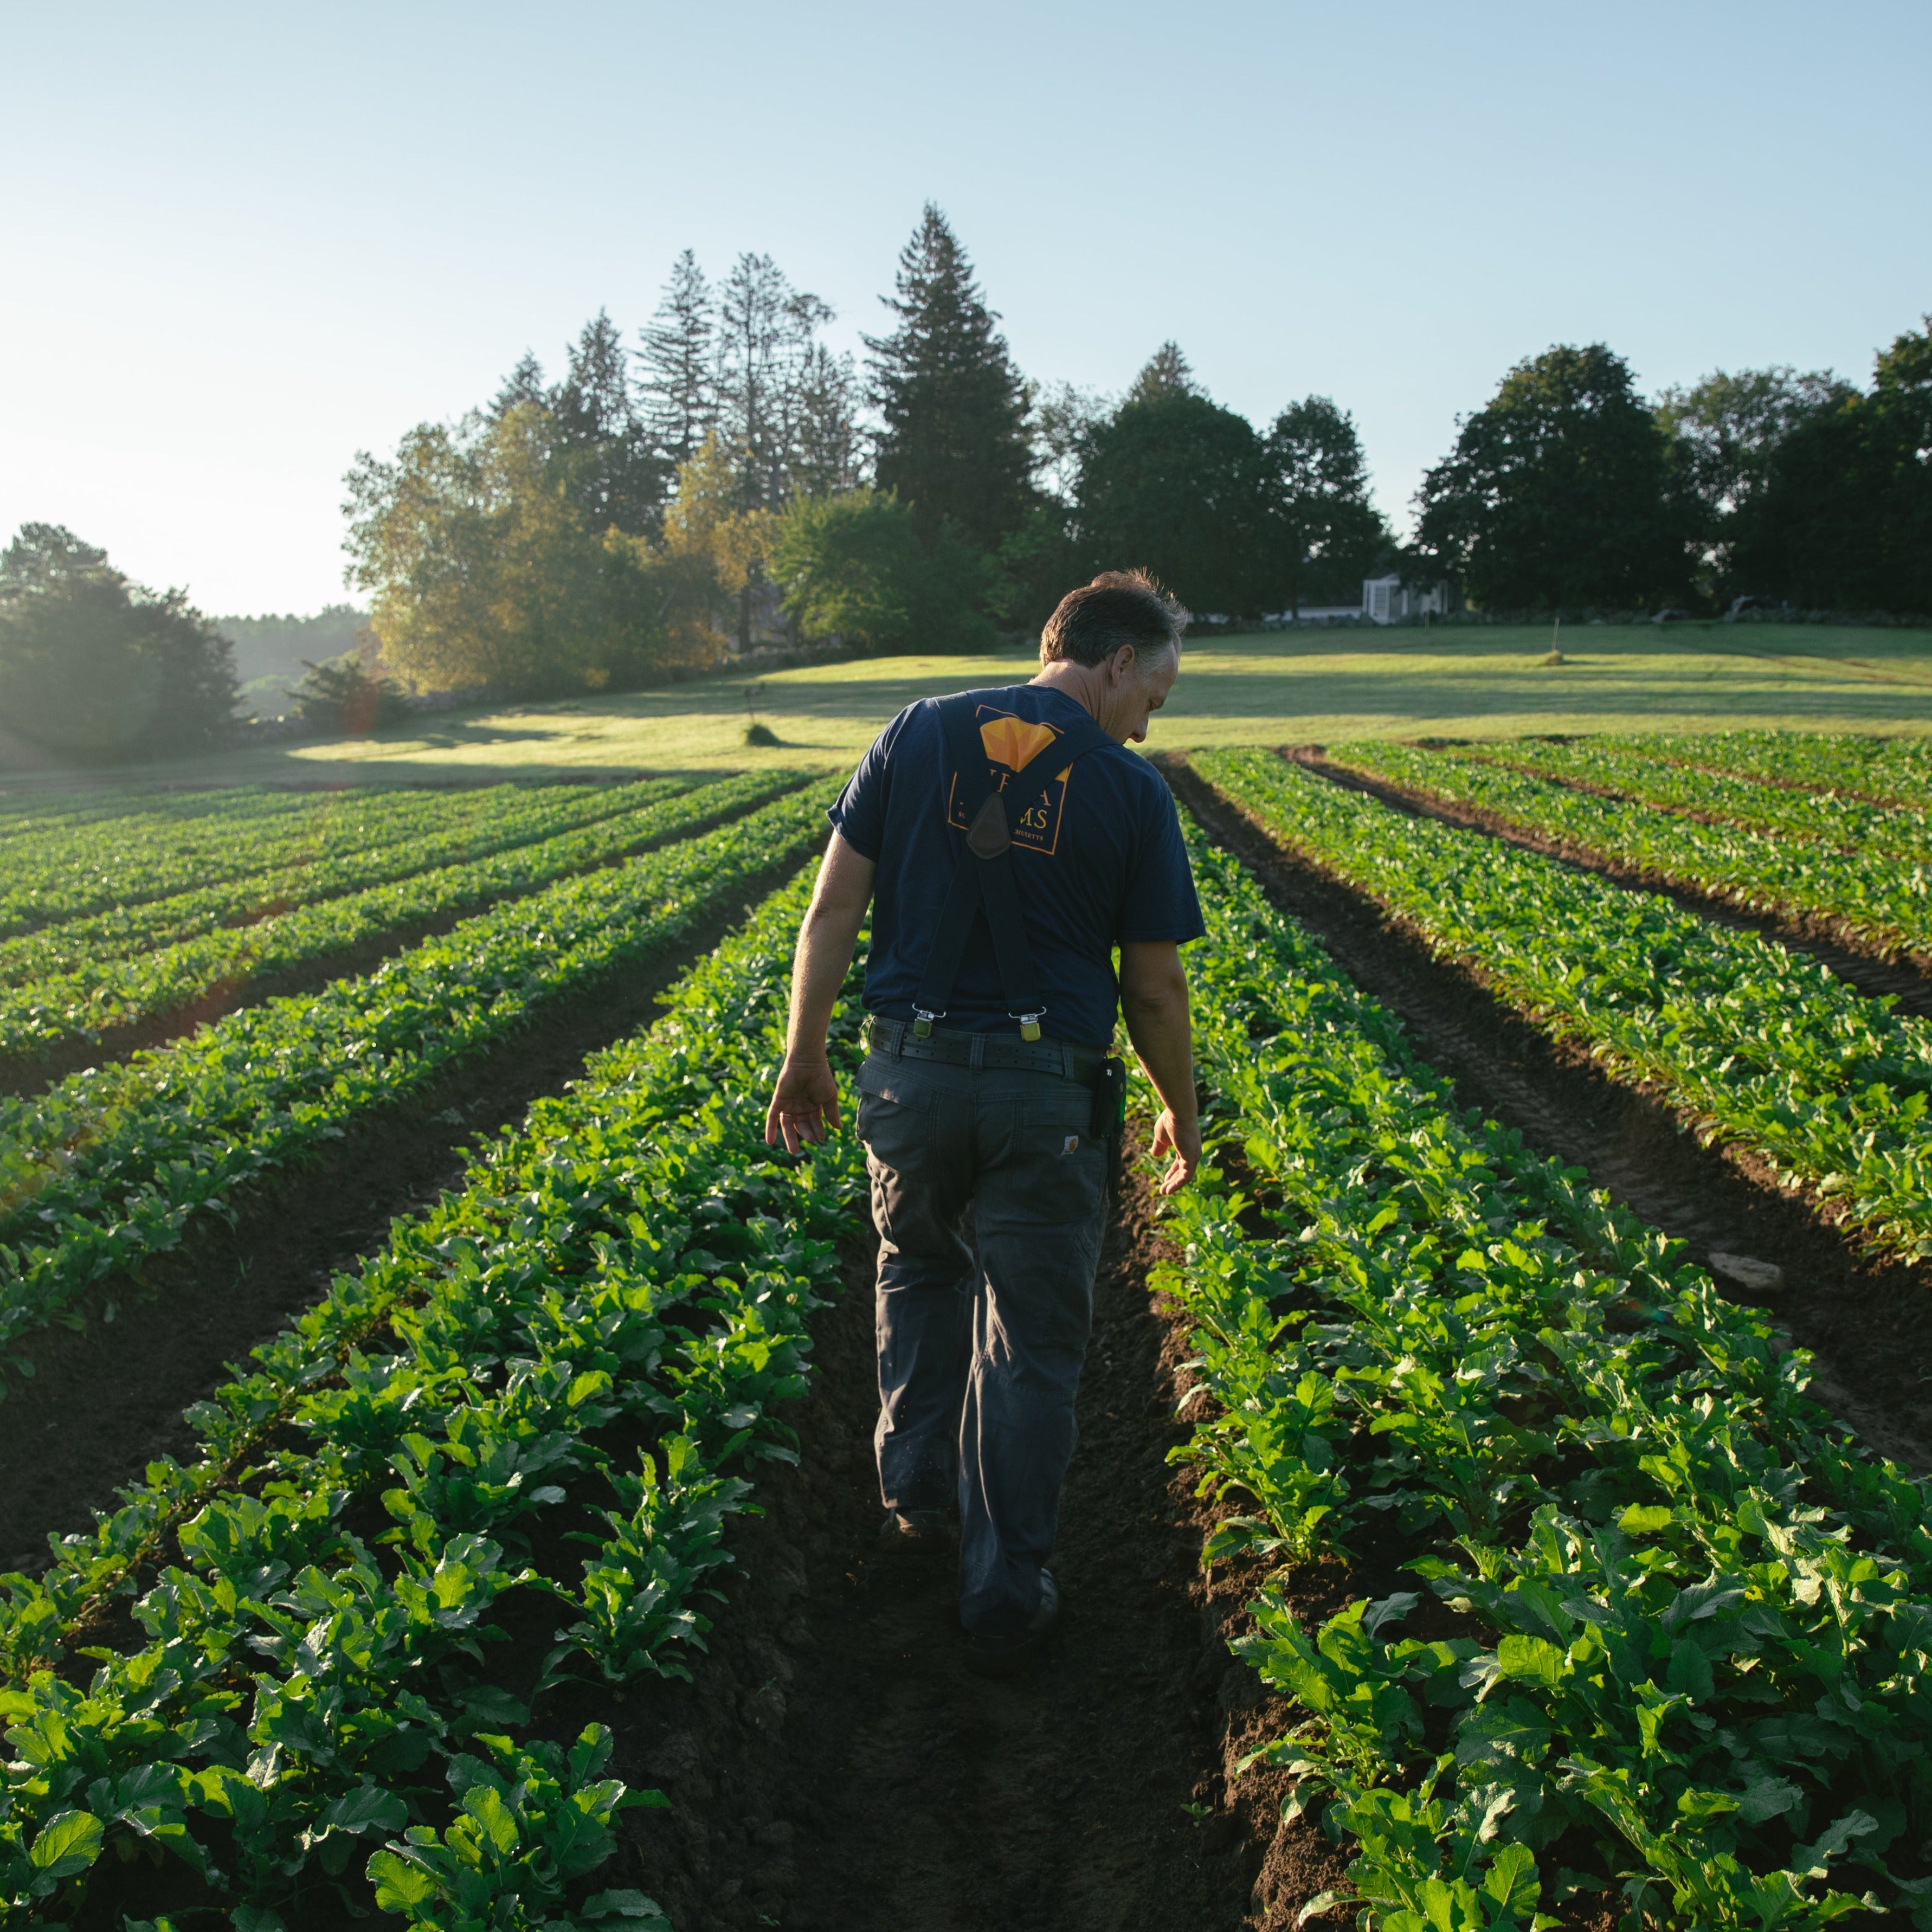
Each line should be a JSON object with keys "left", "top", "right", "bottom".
{"left": 1165, "top": 753, "right": 1932, "bottom": 1476}
{"left": 1300, "top": 747, "right": 1932, "bottom": 1016}
{"left": 595, "top": 1166, "right": 1330, "bottom": 1932}
{"left": 0, "top": 872, "right": 808, "bottom": 1570}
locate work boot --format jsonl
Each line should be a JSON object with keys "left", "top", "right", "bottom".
{"left": 963, "top": 1569, "right": 1061, "bottom": 1678}
{"left": 877, "top": 1508, "right": 956, "bottom": 1555}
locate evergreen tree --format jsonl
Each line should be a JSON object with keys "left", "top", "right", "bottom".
{"left": 717, "top": 252, "right": 832, "bottom": 511}
{"left": 1125, "top": 342, "right": 1199, "bottom": 406}
{"left": 552, "top": 311, "right": 664, "bottom": 537}
{"left": 791, "top": 343, "right": 862, "bottom": 498}
{"left": 864, "top": 204, "right": 1033, "bottom": 552}
{"left": 490, "top": 350, "right": 548, "bottom": 421}
{"left": 1266, "top": 396, "right": 1389, "bottom": 611}
{"left": 639, "top": 249, "right": 717, "bottom": 471}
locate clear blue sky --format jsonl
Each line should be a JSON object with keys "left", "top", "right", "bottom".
{"left": 3, "top": 0, "right": 1924, "bottom": 616}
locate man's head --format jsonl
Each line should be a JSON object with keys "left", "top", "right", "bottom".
{"left": 1037, "top": 570, "right": 1189, "bottom": 744}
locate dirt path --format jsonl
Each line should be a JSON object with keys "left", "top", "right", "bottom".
{"left": 0, "top": 871, "right": 808, "bottom": 1570}
{"left": 1165, "top": 754, "right": 1932, "bottom": 1477}
{"left": 610, "top": 1171, "right": 1285, "bottom": 1932}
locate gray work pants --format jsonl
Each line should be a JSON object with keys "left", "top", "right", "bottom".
{"left": 856, "top": 1047, "right": 1109, "bottom": 1637}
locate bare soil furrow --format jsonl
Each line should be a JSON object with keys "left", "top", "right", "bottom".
{"left": 605, "top": 1164, "right": 1291, "bottom": 1932}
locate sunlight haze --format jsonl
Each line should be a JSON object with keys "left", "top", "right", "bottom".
{"left": 3, "top": 0, "right": 1924, "bottom": 614}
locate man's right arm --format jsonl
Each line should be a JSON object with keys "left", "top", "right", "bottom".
{"left": 1119, "top": 939, "right": 1201, "bottom": 1194}
{"left": 765, "top": 830, "right": 876, "bottom": 1155}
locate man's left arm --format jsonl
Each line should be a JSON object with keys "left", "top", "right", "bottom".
{"left": 765, "top": 830, "right": 877, "bottom": 1155}
{"left": 1119, "top": 939, "right": 1201, "bottom": 1194}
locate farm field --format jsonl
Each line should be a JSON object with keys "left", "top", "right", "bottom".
{"left": 6, "top": 716, "right": 1932, "bottom": 1931}
{"left": 1, "top": 623, "right": 1929, "bottom": 798}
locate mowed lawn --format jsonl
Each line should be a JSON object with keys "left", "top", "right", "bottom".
{"left": 3, "top": 621, "right": 1930, "bottom": 795}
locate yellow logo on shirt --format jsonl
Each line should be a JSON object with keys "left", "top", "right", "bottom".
{"left": 978, "top": 714, "right": 1059, "bottom": 772}
{"left": 949, "top": 705, "right": 1074, "bottom": 854}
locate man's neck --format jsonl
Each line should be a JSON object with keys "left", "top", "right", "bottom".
{"left": 1028, "top": 659, "right": 1103, "bottom": 723}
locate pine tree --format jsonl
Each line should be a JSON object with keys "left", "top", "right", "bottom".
{"left": 864, "top": 204, "right": 1033, "bottom": 552}
{"left": 717, "top": 253, "right": 832, "bottom": 511}
{"left": 639, "top": 249, "right": 717, "bottom": 472}
{"left": 1265, "top": 396, "right": 1389, "bottom": 612}
{"left": 552, "top": 312, "right": 663, "bottom": 536}
{"left": 490, "top": 350, "right": 547, "bottom": 421}
{"left": 1125, "top": 342, "right": 1199, "bottom": 406}
{"left": 791, "top": 343, "right": 862, "bottom": 497}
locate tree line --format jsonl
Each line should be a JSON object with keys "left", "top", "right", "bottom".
{"left": 340, "top": 205, "right": 1395, "bottom": 696}
{"left": 5, "top": 211, "right": 1927, "bottom": 761}
{"left": 1414, "top": 326, "right": 1932, "bottom": 615}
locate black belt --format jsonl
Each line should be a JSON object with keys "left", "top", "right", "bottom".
{"left": 864, "top": 1015, "right": 1105, "bottom": 1084}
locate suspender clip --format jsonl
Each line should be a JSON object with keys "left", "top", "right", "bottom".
{"left": 912, "top": 1007, "right": 939, "bottom": 1039}
{"left": 1016, "top": 1010, "right": 1045, "bottom": 1043}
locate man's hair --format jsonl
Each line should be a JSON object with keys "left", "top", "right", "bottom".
{"left": 1038, "top": 570, "right": 1189, "bottom": 669}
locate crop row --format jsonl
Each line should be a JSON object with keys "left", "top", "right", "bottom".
{"left": 1, "top": 866, "right": 869, "bottom": 1928}
{"left": 1324, "top": 738, "right": 1932, "bottom": 961}
{"left": 0, "top": 781, "right": 837, "bottom": 1384}
{"left": 0, "top": 785, "right": 312, "bottom": 846}
{"left": 1163, "top": 827, "right": 1932, "bottom": 1930}
{"left": 1456, "top": 737, "right": 1932, "bottom": 863}
{"left": 1596, "top": 730, "right": 1932, "bottom": 808}
{"left": 0, "top": 778, "right": 657, "bottom": 939}
{"left": 0, "top": 771, "right": 799, "bottom": 1062}
{"left": 1193, "top": 750, "right": 1932, "bottom": 1266}
{"left": 0, "top": 776, "right": 697, "bottom": 990}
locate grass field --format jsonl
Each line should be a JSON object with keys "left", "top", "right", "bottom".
{"left": 3, "top": 620, "right": 1929, "bottom": 797}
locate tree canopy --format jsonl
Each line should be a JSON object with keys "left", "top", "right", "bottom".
{"left": 0, "top": 524, "right": 239, "bottom": 761}
{"left": 1415, "top": 343, "right": 1690, "bottom": 611}
{"left": 1726, "top": 320, "right": 1932, "bottom": 613}
{"left": 1073, "top": 352, "right": 1281, "bottom": 616}
{"left": 1266, "top": 397, "right": 1389, "bottom": 610}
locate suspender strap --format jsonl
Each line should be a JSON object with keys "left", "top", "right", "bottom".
{"left": 912, "top": 691, "right": 1113, "bottom": 1035}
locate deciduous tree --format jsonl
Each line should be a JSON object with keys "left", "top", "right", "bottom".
{"left": 0, "top": 524, "right": 239, "bottom": 761}
{"left": 1415, "top": 342, "right": 1689, "bottom": 611}
{"left": 1074, "top": 350, "right": 1280, "bottom": 616}
{"left": 772, "top": 488, "right": 995, "bottom": 655}
{"left": 343, "top": 400, "right": 672, "bottom": 697}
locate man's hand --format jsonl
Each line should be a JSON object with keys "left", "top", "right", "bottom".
{"left": 1120, "top": 939, "right": 1202, "bottom": 1196}
{"left": 765, "top": 1054, "right": 841, "bottom": 1155}
{"left": 1149, "top": 1106, "right": 1202, "bottom": 1195}
{"left": 764, "top": 833, "right": 874, "bottom": 1156}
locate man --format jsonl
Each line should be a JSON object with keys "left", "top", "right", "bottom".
{"left": 764, "top": 570, "right": 1205, "bottom": 1677}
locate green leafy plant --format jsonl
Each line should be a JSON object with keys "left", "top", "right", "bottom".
{"left": 1158, "top": 825, "right": 1932, "bottom": 1930}
{"left": 0, "top": 780, "right": 835, "bottom": 1382}
{"left": 1197, "top": 748, "right": 1932, "bottom": 1267}
{"left": 0, "top": 864, "right": 868, "bottom": 1926}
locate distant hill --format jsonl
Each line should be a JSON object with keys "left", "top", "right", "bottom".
{"left": 214, "top": 604, "right": 370, "bottom": 716}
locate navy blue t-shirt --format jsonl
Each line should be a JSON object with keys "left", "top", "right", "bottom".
{"left": 828, "top": 685, "right": 1205, "bottom": 1048}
